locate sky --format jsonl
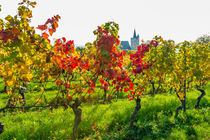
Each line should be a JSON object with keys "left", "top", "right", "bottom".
{"left": 0, "top": 0, "right": 210, "bottom": 46}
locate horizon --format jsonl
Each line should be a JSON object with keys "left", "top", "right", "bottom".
{"left": 0, "top": 0, "right": 210, "bottom": 45}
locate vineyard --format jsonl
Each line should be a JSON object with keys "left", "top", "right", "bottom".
{"left": 0, "top": 1, "right": 209, "bottom": 140}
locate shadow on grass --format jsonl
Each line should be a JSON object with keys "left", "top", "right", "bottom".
{"left": 99, "top": 97, "right": 206, "bottom": 140}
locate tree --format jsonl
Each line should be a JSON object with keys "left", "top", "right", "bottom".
{"left": 196, "top": 34, "right": 210, "bottom": 44}
{"left": 47, "top": 36, "right": 89, "bottom": 140}
{"left": 85, "top": 22, "right": 133, "bottom": 102}
{"left": 170, "top": 41, "right": 195, "bottom": 118}
{"left": 143, "top": 36, "right": 176, "bottom": 95}
{"left": 0, "top": 0, "right": 41, "bottom": 106}
{"left": 128, "top": 39, "right": 158, "bottom": 128}
{"left": 191, "top": 42, "right": 210, "bottom": 108}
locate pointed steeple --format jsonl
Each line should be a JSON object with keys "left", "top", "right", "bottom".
{"left": 133, "top": 29, "right": 137, "bottom": 38}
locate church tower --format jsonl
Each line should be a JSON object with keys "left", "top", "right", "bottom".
{"left": 131, "top": 29, "right": 139, "bottom": 50}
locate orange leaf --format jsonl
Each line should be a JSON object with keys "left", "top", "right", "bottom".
{"left": 42, "top": 32, "right": 49, "bottom": 39}
{"left": 12, "top": 27, "right": 20, "bottom": 36}
{"left": 53, "top": 22, "right": 58, "bottom": 29}
{"left": 56, "top": 15, "right": 61, "bottom": 19}
{"left": 49, "top": 29, "right": 53, "bottom": 36}
{"left": 67, "top": 94, "right": 71, "bottom": 100}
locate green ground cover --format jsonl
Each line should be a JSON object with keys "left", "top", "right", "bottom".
{"left": 0, "top": 79, "right": 209, "bottom": 139}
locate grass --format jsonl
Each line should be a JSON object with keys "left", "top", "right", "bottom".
{"left": 0, "top": 79, "right": 209, "bottom": 139}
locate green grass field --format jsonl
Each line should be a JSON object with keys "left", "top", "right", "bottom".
{"left": 0, "top": 80, "right": 209, "bottom": 140}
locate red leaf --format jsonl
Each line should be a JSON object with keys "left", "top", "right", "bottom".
{"left": 130, "top": 97, "right": 134, "bottom": 101}
{"left": 91, "top": 83, "right": 95, "bottom": 89}
{"left": 64, "top": 46, "right": 69, "bottom": 54}
{"left": 47, "top": 39, "right": 51, "bottom": 43}
{"left": 124, "top": 88, "right": 129, "bottom": 92}
{"left": 55, "top": 39, "right": 61, "bottom": 45}
{"left": 118, "top": 62, "right": 122, "bottom": 68}
{"left": 129, "top": 83, "right": 134, "bottom": 90}
{"left": 37, "top": 25, "right": 47, "bottom": 31}
{"left": 116, "top": 39, "right": 120, "bottom": 45}
{"left": 122, "top": 50, "right": 126, "bottom": 56}
{"left": 63, "top": 83, "right": 70, "bottom": 88}
{"left": 66, "top": 40, "right": 74, "bottom": 46}
{"left": 62, "top": 37, "right": 66, "bottom": 42}
{"left": 99, "top": 78, "right": 104, "bottom": 84}
{"left": 87, "top": 89, "right": 91, "bottom": 93}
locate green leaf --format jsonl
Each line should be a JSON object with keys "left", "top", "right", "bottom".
{"left": 5, "top": 15, "right": 13, "bottom": 22}
{"left": 29, "top": 2, "right": 37, "bottom": 8}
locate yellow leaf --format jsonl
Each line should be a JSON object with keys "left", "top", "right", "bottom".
{"left": 7, "top": 80, "right": 14, "bottom": 86}
{"left": 8, "top": 70, "right": 13, "bottom": 76}
{"left": 41, "top": 87, "right": 44, "bottom": 93}
{"left": 35, "top": 98, "right": 42, "bottom": 103}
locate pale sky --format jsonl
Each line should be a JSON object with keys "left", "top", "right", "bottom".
{"left": 0, "top": 0, "right": 210, "bottom": 46}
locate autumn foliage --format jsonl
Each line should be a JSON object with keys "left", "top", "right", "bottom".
{"left": 0, "top": 0, "right": 209, "bottom": 139}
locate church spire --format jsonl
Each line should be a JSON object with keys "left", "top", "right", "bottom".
{"left": 133, "top": 29, "right": 137, "bottom": 38}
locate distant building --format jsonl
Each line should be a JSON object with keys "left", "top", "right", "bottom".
{"left": 120, "top": 29, "right": 140, "bottom": 50}
{"left": 131, "top": 29, "right": 139, "bottom": 50}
